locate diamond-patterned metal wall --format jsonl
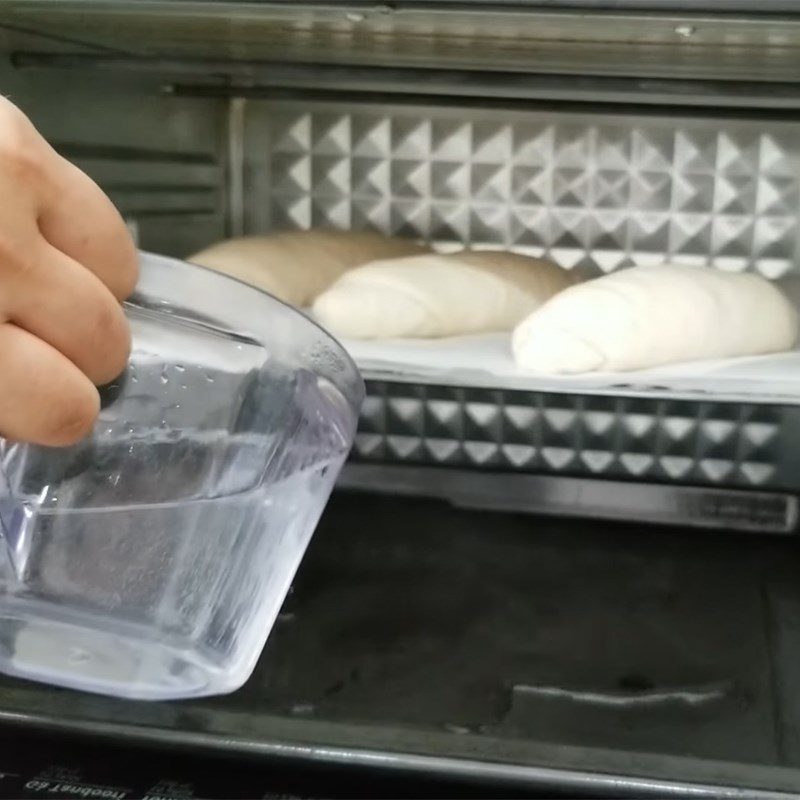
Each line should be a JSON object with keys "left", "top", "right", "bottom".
{"left": 251, "top": 102, "right": 800, "bottom": 494}
{"left": 259, "top": 103, "right": 800, "bottom": 277}
{"left": 355, "top": 382, "right": 793, "bottom": 489}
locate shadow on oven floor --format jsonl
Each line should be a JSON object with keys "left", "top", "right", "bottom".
{"left": 0, "top": 491, "right": 799, "bottom": 797}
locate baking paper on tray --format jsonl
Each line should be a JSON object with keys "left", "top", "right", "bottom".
{"left": 338, "top": 333, "right": 800, "bottom": 404}
{"left": 313, "top": 275, "right": 800, "bottom": 404}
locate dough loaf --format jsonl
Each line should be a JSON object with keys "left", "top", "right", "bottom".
{"left": 188, "top": 230, "right": 427, "bottom": 307}
{"left": 312, "top": 250, "right": 580, "bottom": 339}
{"left": 512, "top": 264, "right": 799, "bottom": 374}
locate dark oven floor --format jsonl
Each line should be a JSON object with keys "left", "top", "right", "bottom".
{"left": 0, "top": 490, "right": 799, "bottom": 797}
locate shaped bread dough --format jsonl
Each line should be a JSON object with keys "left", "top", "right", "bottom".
{"left": 312, "top": 250, "right": 580, "bottom": 339}
{"left": 188, "top": 230, "right": 427, "bottom": 307}
{"left": 512, "top": 264, "right": 799, "bottom": 374}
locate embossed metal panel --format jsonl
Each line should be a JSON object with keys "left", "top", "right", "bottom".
{"left": 246, "top": 100, "right": 800, "bottom": 495}
{"left": 353, "top": 381, "right": 800, "bottom": 490}
{"left": 254, "top": 102, "right": 800, "bottom": 278}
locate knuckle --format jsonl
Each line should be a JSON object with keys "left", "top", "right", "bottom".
{"left": 110, "top": 243, "right": 139, "bottom": 302}
{"left": 88, "top": 301, "right": 131, "bottom": 384}
{"left": 93, "top": 216, "right": 139, "bottom": 302}
{"left": 43, "top": 388, "right": 99, "bottom": 446}
{"left": 68, "top": 207, "right": 139, "bottom": 302}
{"left": 0, "top": 125, "right": 42, "bottom": 186}
{"left": 0, "top": 100, "right": 52, "bottom": 196}
{"left": 0, "top": 232, "right": 35, "bottom": 276}
{"left": 0, "top": 142, "right": 43, "bottom": 187}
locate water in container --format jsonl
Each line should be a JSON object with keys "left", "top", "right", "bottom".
{"left": 0, "top": 252, "right": 364, "bottom": 700}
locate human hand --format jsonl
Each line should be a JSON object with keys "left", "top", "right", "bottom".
{"left": 0, "top": 97, "right": 137, "bottom": 446}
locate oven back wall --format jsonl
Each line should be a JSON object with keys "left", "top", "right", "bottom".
{"left": 0, "top": 63, "right": 227, "bottom": 259}
{"left": 243, "top": 99, "right": 800, "bottom": 279}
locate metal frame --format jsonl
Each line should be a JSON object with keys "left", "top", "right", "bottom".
{"left": 339, "top": 463, "right": 800, "bottom": 533}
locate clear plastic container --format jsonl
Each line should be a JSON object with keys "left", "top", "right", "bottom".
{"left": 0, "top": 252, "right": 364, "bottom": 700}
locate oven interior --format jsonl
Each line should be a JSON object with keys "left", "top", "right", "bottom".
{"left": 2, "top": 2, "right": 800, "bottom": 795}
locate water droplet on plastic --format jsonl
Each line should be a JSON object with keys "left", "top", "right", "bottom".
{"left": 160, "top": 374, "right": 169, "bottom": 385}
{"left": 175, "top": 364, "right": 186, "bottom": 372}
{"left": 204, "top": 373, "right": 215, "bottom": 383}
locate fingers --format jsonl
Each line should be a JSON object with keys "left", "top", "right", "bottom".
{"left": 6, "top": 241, "right": 131, "bottom": 387}
{"left": 0, "top": 323, "right": 99, "bottom": 447}
{"left": 0, "top": 97, "right": 138, "bottom": 302}
{"left": 0, "top": 98, "right": 134, "bottom": 447}
{"left": 37, "top": 157, "right": 139, "bottom": 302}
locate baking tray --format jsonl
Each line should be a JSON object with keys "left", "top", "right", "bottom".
{"left": 341, "top": 331, "right": 800, "bottom": 507}
{"left": 337, "top": 290, "right": 800, "bottom": 515}
{"left": 0, "top": 494, "right": 800, "bottom": 797}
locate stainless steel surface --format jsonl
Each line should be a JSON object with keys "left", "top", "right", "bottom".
{"left": 0, "top": 716, "right": 796, "bottom": 800}
{"left": 414, "top": 1, "right": 800, "bottom": 8}
{"left": 14, "top": 55, "right": 800, "bottom": 110}
{"left": 4, "top": 2, "right": 800, "bottom": 83}
{"left": 338, "top": 463, "right": 799, "bottom": 532}
{"left": 351, "top": 382, "right": 800, "bottom": 496}
{"left": 247, "top": 100, "right": 800, "bottom": 276}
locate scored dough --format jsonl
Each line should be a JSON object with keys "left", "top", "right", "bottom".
{"left": 312, "top": 250, "right": 580, "bottom": 339}
{"left": 512, "top": 264, "right": 799, "bottom": 374}
{"left": 188, "top": 229, "right": 427, "bottom": 307}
